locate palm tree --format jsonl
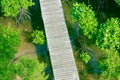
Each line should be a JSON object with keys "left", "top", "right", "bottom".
{"left": 16, "top": 7, "right": 31, "bottom": 25}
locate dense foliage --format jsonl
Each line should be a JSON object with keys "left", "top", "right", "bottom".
{"left": 71, "top": 3, "right": 98, "bottom": 39}
{"left": 98, "top": 49, "right": 120, "bottom": 80}
{"left": 96, "top": 18, "right": 120, "bottom": 50}
{"left": 80, "top": 52, "right": 91, "bottom": 64}
{"left": 115, "top": 0, "right": 120, "bottom": 5}
{"left": 1, "top": 0, "right": 34, "bottom": 17}
{"left": 31, "top": 30, "right": 45, "bottom": 45}
{"left": 71, "top": 1, "right": 120, "bottom": 79}
{"left": 14, "top": 57, "right": 48, "bottom": 80}
{"left": 0, "top": 24, "right": 20, "bottom": 60}
{"left": 0, "top": 57, "right": 48, "bottom": 80}
{"left": 0, "top": 63, "right": 15, "bottom": 80}
{"left": 0, "top": 0, "right": 120, "bottom": 80}
{"left": 0, "top": 24, "right": 20, "bottom": 80}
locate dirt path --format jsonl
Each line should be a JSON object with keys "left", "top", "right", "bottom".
{"left": 15, "top": 25, "right": 37, "bottom": 59}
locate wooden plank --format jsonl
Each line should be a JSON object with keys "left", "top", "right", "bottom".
{"left": 39, "top": 0, "right": 79, "bottom": 80}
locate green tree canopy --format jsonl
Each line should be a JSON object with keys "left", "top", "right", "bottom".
{"left": 98, "top": 49, "right": 120, "bottom": 80}
{"left": 96, "top": 18, "right": 120, "bottom": 50}
{"left": 1, "top": 0, "right": 34, "bottom": 17}
{"left": 31, "top": 30, "right": 45, "bottom": 45}
{"left": 0, "top": 24, "right": 20, "bottom": 80}
{"left": 115, "top": 0, "right": 120, "bottom": 5}
{"left": 0, "top": 24, "right": 20, "bottom": 60}
{"left": 71, "top": 3, "right": 98, "bottom": 39}
{"left": 80, "top": 52, "right": 91, "bottom": 64}
{"left": 14, "top": 57, "right": 49, "bottom": 80}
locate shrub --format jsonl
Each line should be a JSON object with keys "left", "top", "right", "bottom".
{"left": 1, "top": 0, "right": 34, "bottom": 17}
{"left": 115, "top": 0, "right": 120, "bottom": 5}
{"left": 0, "top": 63, "right": 15, "bottom": 80}
{"left": 31, "top": 30, "right": 45, "bottom": 45}
{"left": 14, "top": 57, "right": 49, "bottom": 80}
{"left": 96, "top": 18, "right": 120, "bottom": 50}
{"left": 71, "top": 3, "right": 98, "bottom": 39}
{"left": 0, "top": 24, "right": 20, "bottom": 59}
{"left": 0, "top": 24, "right": 20, "bottom": 80}
{"left": 80, "top": 52, "right": 91, "bottom": 64}
{"left": 98, "top": 49, "right": 120, "bottom": 80}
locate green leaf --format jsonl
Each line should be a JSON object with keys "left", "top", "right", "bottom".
{"left": 31, "top": 30, "right": 45, "bottom": 45}
{"left": 80, "top": 52, "right": 91, "bottom": 64}
{"left": 71, "top": 3, "right": 98, "bottom": 39}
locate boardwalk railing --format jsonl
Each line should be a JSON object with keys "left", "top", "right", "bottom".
{"left": 39, "top": 0, "right": 79, "bottom": 80}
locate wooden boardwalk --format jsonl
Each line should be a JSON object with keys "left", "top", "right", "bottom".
{"left": 39, "top": 0, "right": 79, "bottom": 80}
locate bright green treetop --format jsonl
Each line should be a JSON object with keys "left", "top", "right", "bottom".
{"left": 98, "top": 49, "right": 120, "bottom": 80}
{"left": 71, "top": 3, "right": 98, "bottom": 39}
{"left": 96, "top": 18, "right": 120, "bottom": 50}
{"left": 31, "top": 30, "right": 45, "bottom": 45}
{"left": 14, "top": 57, "right": 49, "bottom": 80}
{"left": 115, "top": 0, "right": 120, "bottom": 5}
{"left": 0, "top": 24, "right": 20, "bottom": 60}
{"left": 1, "top": 0, "right": 34, "bottom": 17}
{"left": 0, "top": 24, "right": 20, "bottom": 80}
{"left": 80, "top": 52, "right": 91, "bottom": 64}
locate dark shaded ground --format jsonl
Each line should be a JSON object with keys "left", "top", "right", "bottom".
{"left": 35, "top": 43, "right": 54, "bottom": 80}
{"left": 29, "top": 0, "right": 44, "bottom": 30}
{"left": 30, "top": 0, "right": 54, "bottom": 79}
